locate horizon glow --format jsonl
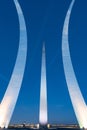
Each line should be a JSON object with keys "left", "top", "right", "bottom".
{"left": 62, "top": 0, "right": 87, "bottom": 128}
{"left": 0, "top": 0, "right": 27, "bottom": 128}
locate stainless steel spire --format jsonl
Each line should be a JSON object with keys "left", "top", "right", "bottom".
{"left": 0, "top": 0, "right": 27, "bottom": 128}
{"left": 39, "top": 44, "right": 48, "bottom": 125}
{"left": 62, "top": 0, "right": 87, "bottom": 128}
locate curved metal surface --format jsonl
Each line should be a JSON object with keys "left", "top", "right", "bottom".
{"left": 62, "top": 0, "right": 87, "bottom": 128}
{"left": 0, "top": 0, "right": 27, "bottom": 128}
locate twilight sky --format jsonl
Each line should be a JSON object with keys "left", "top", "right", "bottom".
{"left": 0, "top": 0, "right": 87, "bottom": 125}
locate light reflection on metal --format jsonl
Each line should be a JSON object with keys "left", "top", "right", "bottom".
{"left": 62, "top": 0, "right": 87, "bottom": 128}
{"left": 0, "top": 0, "right": 27, "bottom": 128}
{"left": 39, "top": 44, "right": 48, "bottom": 125}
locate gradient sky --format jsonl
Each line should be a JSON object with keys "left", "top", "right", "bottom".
{"left": 0, "top": 0, "right": 87, "bottom": 125}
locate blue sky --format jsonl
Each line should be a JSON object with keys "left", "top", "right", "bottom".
{"left": 0, "top": 0, "right": 87, "bottom": 125}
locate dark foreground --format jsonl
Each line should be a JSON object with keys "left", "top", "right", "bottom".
{"left": 0, "top": 124, "right": 81, "bottom": 130}
{"left": 0, "top": 128, "right": 80, "bottom": 130}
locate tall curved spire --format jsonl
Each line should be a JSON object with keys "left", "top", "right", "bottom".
{"left": 0, "top": 0, "right": 27, "bottom": 128}
{"left": 62, "top": 0, "right": 87, "bottom": 128}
